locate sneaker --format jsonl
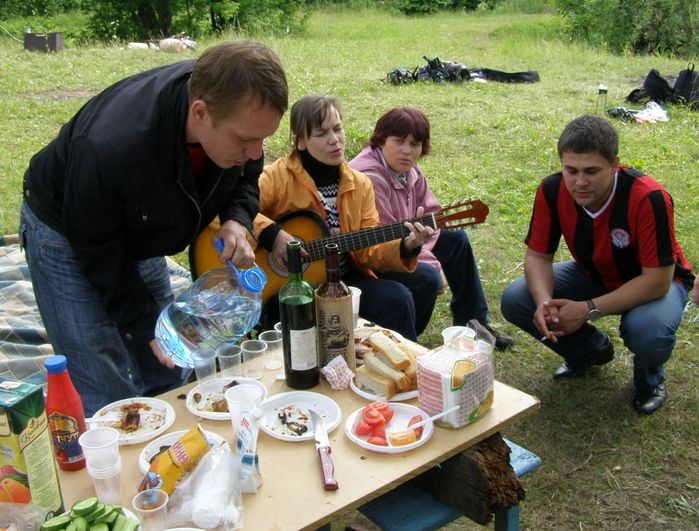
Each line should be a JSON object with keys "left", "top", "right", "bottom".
{"left": 483, "top": 324, "right": 514, "bottom": 351}
{"left": 552, "top": 336, "right": 614, "bottom": 380}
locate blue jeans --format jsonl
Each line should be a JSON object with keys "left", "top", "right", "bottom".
{"left": 431, "top": 229, "right": 490, "bottom": 326}
{"left": 20, "top": 203, "right": 185, "bottom": 416}
{"left": 500, "top": 260, "right": 689, "bottom": 392}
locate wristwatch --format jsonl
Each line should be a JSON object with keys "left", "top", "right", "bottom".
{"left": 586, "top": 300, "right": 601, "bottom": 321}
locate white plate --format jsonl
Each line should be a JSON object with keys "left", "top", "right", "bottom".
{"left": 259, "top": 391, "right": 341, "bottom": 442}
{"left": 344, "top": 403, "right": 434, "bottom": 454}
{"left": 349, "top": 379, "right": 418, "bottom": 402}
{"left": 91, "top": 397, "right": 175, "bottom": 445}
{"left": 138, "top": 428, "right": 229, "bottom": 473}
{"left": 186, "top": 377, "right": 268, "bottom": 420}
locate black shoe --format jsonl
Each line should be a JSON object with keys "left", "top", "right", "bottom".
{"left": 552, "top": 337, "right": 614, "bottom": 380}
{"left": 632, "top": 384, "right": 667, "bottom": 414}
{"left": 483, "top": 324, "right": 514, "bottom": 351}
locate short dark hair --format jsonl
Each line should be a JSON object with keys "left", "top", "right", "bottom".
{"left": 369, "top": 107, "right": 431, "bottom": 156}
{"left": 189, "top": 41, "right": 288, "bottom": 123}
{"left": 557, "top": 115, "right": 618, "bottom": 163}
{"left": 290, "top": 95, "right": 342, "bottom": 148}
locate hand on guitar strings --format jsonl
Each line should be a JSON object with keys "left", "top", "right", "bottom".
{"left": 216, "top": 219, "right": 256, "bottom": 267}
{"left": 272, "top": 229, "right": 309, "bottom": 272}
{"left": 402, "top": 206, "right": 436, "bottom": 252}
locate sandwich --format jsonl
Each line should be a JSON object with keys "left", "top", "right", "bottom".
{"left": 354, "top": 364, "right": 397, "bottom": 399}
{"left": 369, "top": 332, "right": 411, "bottom": 370}
{"left": 364, "top": 351, "right": 411, "bottom": 392}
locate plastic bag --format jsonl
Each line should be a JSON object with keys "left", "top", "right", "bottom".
{"left": 167, "top": 445, "right": 243, "bottom": 530}
{"left": 417, "top": 320, "right": 494, "bottom": 428}
{"left": 0, "top": 502, "right": 50, "bottom": 531}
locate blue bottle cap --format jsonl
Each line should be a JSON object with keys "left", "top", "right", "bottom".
{"left": 44, "top": 354, "right": 68, "bottom": 374}
{"left": 214, "top": 239, "right": 267, "bottom": 293}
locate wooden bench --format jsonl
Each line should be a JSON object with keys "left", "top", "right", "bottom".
{"left": 357, "top": 437, "right": 541, "bottom": 531}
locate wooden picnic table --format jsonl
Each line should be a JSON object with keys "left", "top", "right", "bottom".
{"left": 58, "top": 351, "right": 539, "bottom": 529}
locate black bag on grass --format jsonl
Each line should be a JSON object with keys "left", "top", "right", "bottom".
{"left": 670, "top": 63, "right": 699, "bottom": 110}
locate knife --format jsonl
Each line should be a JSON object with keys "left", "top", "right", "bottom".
{"left": 309, "top": 409, "right": 339, "bottom": 490}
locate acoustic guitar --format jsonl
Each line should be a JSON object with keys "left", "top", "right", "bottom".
{"left": 190, "top": 198, "right": 489, "bottom": 305}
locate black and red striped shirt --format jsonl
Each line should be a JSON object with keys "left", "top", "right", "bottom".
{"left": 525, "top": 166, "right": 694, "bottom": 291}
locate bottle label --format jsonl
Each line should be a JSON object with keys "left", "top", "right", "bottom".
{"left": 315, "top": 295, "right": 356, "bottom": 370}
{"left": 290, "top": 327, "right": 318, "bottom": 370}
{"left": 47, "top": 412, "right": 84, "bottom": 465}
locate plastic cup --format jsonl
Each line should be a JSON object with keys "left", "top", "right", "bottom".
{"left": 217, "top": 344, "right": 243, "bottom": 377}
{"left": 259, "top": 330, "right": 282, "bottom": 370}
{"left": 132, "top": 488, "right": 169, "bottom": 531}
{"left": 86, "top": 453, "right": 122, "bottom": 505}
{"left": 241, "top": 339, "right": 266, "bottom": 380}
{"left": 441, "top": 325, "right": 474, "bottom": 344}
{"left": 274, "top": 321, "right": 282, "bottom": 332}
{"left": 224, "top": 384, "right": 265, "bottom": 436}
{"left": 349, "top": 286, "right": 362, "bottom": 328}
{"left": 78, "top": 427, "right": 120, "bottom": 466}
{"left": 193, "top": 355, "right": 217, "bottom": 383}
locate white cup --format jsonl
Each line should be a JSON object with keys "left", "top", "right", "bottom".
{"left": 86, "top": 453, "right": 122, "bottom": 505}
{"left": 441, "top": 325, "right": 475, "bottom": 344}
{"left": 349, "top": 286, "right": 362, "bottom": 328}
{"left": 132, "top": 488, "right": 169, "bottom": 531}
{"left": 224, "top": 384, "right": 265, "bottom": 437}
{"left": 259, "top": 330, "right": 282, "bottom": 370}
{"left": 274, "top": 321, "right": 282, "bottom": 332}
{"left": 78, "top": 427, "right": 120, "bottom": 466}
{"left": 193, "top": 355, "right": 217, "bottom": 383}
{"left": 241, "top": 339, "right": 266, "bottom": 380}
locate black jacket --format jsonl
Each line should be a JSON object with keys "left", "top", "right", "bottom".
{"left": 23, "top": 60, "right": 262, "bottom": 342}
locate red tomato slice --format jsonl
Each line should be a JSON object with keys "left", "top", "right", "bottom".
{"left": 362, "top": 406, "right": 385, "bottom": 425}
{"left": 408, "top": 415, "right": 424, "bottom": 439}
{"left": 372, "top": 420, "right": 386, "bottom": 440}
{"left": 369, "top": 401, "right": 390, "bottom": 412}
{"left": 354, "top": 418, "right": 373, "bottom": 436}
{"left": 381, "top": 409, "right": 394, "bottom": 423}
{"left": 367, "top": 436, "right": 388, "bottom": 446}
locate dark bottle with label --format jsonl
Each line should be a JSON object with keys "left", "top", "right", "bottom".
{"left": 44, "top": 355, "right": 87, "bottom": 471}
{"left": 315, "top": 243, "right": 356, "bottom": 370}
{"left": 279, "top": 240, "right": 320, "bottom": 389}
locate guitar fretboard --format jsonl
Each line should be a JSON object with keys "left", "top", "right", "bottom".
{"left": 303, "top": 214, "right": 437, "bottom": 262}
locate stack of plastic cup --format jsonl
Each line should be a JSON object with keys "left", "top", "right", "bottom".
{"left": 78, "top": 427, "right": 122, "bottom": 504}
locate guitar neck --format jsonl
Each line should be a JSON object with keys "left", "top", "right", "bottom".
{"left": 303, "top": 214, "right": 436, "bottom": 262}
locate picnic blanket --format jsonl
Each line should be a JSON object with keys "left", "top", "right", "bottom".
{"left": 0, "top": 234, "right": 192, "bottom": 388}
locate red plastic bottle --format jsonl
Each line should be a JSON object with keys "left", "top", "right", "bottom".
{"left": 44, "top": 355, "right": 87, "bottom": 471}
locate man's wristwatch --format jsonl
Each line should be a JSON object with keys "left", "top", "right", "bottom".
{"left": 586, "top": 300, "right": 601, "bottom": 321}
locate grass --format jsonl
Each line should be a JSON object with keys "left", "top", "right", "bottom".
{"left": 2, "top": 6, "right": 699, "bottom": 529}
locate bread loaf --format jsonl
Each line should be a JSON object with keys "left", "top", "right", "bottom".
{"left": 354, "top": 365, "right": 397, "bottom": 399}
{"left": 369, "top": 332, "right": 410, "bottom": 370}
{"left": 364, "top": 351, "right": 411, "bottom": 391}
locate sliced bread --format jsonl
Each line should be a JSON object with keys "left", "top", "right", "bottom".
{"left": 354, "top": 365, "right": 397, "bottom": 399}
{"left": 364, "top": 351, "right": 411, "bottom": 392}
{"left": 369, "top": 332, "right": 411, "bottom": 370}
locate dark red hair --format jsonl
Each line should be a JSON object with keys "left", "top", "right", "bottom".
{"left": 369, "top": 107, "right": 431, "bottom": 156}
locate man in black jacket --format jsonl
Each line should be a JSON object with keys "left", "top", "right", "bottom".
{"left": 19, "top": 41, "right": 288, "bottom": 415}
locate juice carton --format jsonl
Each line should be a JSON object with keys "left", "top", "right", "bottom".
{"left": 0, "top": 377, "right": 64, "bottom": 516}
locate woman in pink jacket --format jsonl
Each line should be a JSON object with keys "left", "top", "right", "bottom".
{"left": 349, "top": 107, "right": 513, "bottom": 350}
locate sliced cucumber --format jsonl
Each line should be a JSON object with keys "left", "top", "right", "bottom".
{"left": 40, "top": 514, "right": 72, "bottom": 531}
{"left": 85, "top": 503, "right": 106, "bottom": 523}
{"left": 72, "top": 516, "right": 88, "bottom": 531}
{"left": 89, "top": 523, "right": 108, "bottom": 531}
{"left": 71, "top": 497, "right": 99, "bottom": 517}
{"left": 120, "top": 519, "right": 140, "bottom": 531}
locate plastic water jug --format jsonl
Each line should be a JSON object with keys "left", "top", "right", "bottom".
{"left": 155, "top": 268, "right": 262, "bottom": 368}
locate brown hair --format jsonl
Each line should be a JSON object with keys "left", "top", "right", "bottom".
{"left": 189, "top": 41, "right": 288, "bottom": 122}
{"left": 289, "top": 95, "right": 342, "bottom": 150}
{"left": 369, "top": 107, "right": 431, "bottom": 156}
{"left": 557, "top": 115, "right": 619, "bottom": 163}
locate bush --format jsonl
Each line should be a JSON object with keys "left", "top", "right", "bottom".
{"left": 556, "top": 0, "right": 699, "bottom": 58}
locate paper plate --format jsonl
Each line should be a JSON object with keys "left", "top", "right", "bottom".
{"left": 259, "top": 391, "right": 341, "bottom": 442}
{"left": 349, "top": 379, "right": 418, "bottom": 402}
{"left": 91, "top": 397, "right": 175, "bottom": 445}
{"left": 344, "top": 403, "right": 434, "bottom": 454}
{"left": 186, "top": 377, "right": 268, "bottom": 420}
{"left": 138, "top": 428, "right": 229, "bottom": 473}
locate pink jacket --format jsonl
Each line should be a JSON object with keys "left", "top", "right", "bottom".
{"left": 349, "top": 146, "right": 443, "bottom": 280}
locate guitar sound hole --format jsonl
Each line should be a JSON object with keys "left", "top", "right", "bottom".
{"left": 267, "top": 239, "right": 311, "bottom": 278}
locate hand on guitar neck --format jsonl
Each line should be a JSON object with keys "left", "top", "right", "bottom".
{"left": 400, "top": 206, "right": 435, "bottom": 252}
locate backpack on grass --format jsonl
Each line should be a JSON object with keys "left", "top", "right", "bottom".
{"left": 670, "top": 63, "right": 699, "bottom": 110}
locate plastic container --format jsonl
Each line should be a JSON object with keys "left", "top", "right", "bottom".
{"left": 155, "top": 268, "right": 262, "bottom": 368}
{"left": 44, "top": 355, "right": 87, "bottom": 471}
{"left": 596, "top": 83, "right": 608, "bottom": 114}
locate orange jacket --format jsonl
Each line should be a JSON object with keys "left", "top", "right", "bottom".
{"left": 255, "top": 153, "right": 417, "bottom": 278}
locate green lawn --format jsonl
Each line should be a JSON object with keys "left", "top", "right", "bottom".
{"left": 1, "top": 6, "right": 698, "bottom": 529}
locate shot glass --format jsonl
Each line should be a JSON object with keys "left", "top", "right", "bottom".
{"left": 241, "top": 339, "right": 266, "bottom": 380}
{"left": 259, "top": 330, "right": 282, "bottom": 370}
{"left": 132, "top": 489, "right": 169, "bottom": 531}
{"left": 217, "top": 344, "right": 243, "bottom": 377}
